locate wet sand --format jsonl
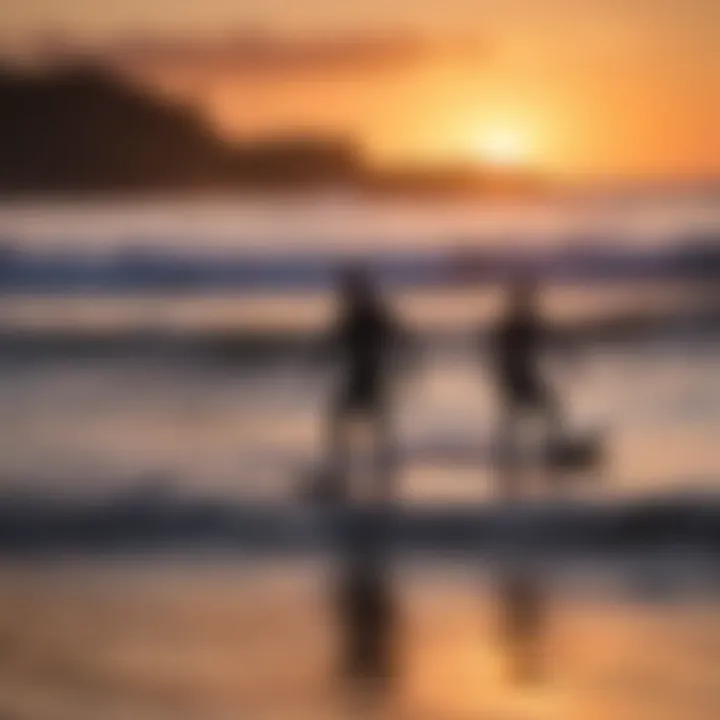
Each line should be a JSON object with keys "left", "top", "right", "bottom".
{"left": 0, "top": 558, "right": 717, "bottom": 720}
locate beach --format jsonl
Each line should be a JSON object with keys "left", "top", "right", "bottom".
{"left": 0, "top": 194, "right": 718, "bottom": 718}
{"left": 0, "top": 557, "right": 717, "bottom": 720}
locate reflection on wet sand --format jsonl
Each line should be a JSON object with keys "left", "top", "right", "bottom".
{"left": 0, "top": 561, "right": 717, "bottom": 720}
{"left": 496, "top": 565, "right": 547, "bottom": 686}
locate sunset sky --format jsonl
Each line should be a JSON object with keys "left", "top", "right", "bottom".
{"left": 2, "top": 0, "right": 719, "bottom": 177}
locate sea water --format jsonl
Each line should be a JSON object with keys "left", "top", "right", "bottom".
{"left": 0, "top": 194, "right": 717, "bottom": 719}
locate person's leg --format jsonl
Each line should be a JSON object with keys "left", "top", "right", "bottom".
{"left": 497, "top": 398, "right": 523, "bottom": 503}
{"left": 540, "top": 382, "right": 563, "bottom": 437}
{"left": 537, "top": 382, "right": 568, "bottom": 495}
{"left": 326, "top": 394, "right": 352, "bottom": 500}
{"left": 371, "top": 396, "right": 396, "bottom": 503}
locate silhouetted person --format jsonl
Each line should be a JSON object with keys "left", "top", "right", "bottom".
{"left": 489, "top": 278, "right": 562, "bottom": 499}
{"left": 321, "top": 266, "right": 404, "bottom": 503}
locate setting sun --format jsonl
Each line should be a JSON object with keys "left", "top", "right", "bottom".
{"left": 474, "top": 127, "right": 531, "bottom": 168}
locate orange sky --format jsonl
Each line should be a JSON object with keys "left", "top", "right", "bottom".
{"left": 2, "top": 0, "right": 719, "bottom": 177}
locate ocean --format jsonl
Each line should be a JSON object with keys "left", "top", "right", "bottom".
{"left": 0, "top": 193, "right": 717, "bottom": 718}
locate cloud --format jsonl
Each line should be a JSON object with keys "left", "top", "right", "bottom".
{"left": 95, "top": 32, "right": 483, "bottom": 79}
